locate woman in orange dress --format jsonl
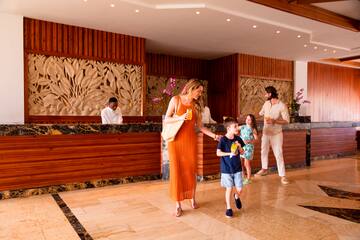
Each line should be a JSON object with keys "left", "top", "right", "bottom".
{"left": 164, "top": 79, "right": 220, "bottom": 217}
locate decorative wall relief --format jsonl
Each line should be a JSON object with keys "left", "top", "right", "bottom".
{"left": 238, "top": 77, "right": 293, "bottom": 118}
{"left": 146, "top": 75, "right": 208, "bottom": 116}
{"left": 27, "top": 54, "right": 142, "bottom": 116}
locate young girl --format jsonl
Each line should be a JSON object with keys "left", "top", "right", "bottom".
{"left": 240, "top": 114, "right": 258, "bottom": 184}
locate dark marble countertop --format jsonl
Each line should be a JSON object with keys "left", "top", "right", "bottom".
{"left": 0, "top": 121, "right": 358, "bottom": 136}
{"left": 0, "top": 123, "right": 162, "bottom": 136}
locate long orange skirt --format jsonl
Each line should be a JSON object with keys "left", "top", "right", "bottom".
{"left": 168, "top": 101, "right": 197, "bottom": 201}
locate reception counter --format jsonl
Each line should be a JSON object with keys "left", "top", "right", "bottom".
{"left": 0, "top": 124, "right": 162, "bottom": 198}
{"left": 0, "top": 121, "right": 358, "bottom": 199}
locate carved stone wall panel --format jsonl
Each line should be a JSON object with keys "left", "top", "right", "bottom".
{"left": 239, "top": 77, "right": 293, "bottom": 117}
{"left": 146, "top": 75, "right": 208, "bottom": 116}
{"left": 27, "top": 54, "right": 142, "bottom": 116}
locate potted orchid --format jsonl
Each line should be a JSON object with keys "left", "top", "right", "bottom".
{"left": 290, "top": 88, "right": 310, "bottom": 116}
{"left": 152, "top": 77, "right": 177, "bottom": 104}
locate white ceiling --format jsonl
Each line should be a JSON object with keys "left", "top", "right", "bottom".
{"left": 0, "top": 0, "right": 360, "bottom": 61}
{"left": 314, "top": 0, "right": 360, "bottom": 20}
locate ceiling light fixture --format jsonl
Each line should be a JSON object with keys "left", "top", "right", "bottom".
{"left": 110, "top": 3, "right": 115, "bottom": 7}
{"left": 324, "top": 49, "right": 328, "bottom": 52}
{"left": 297, "top": 35, "right": 301, "bottom": 38}
{"left": 252, "top": 25, "right": 257, "bottom": 28}
{"left": 83, "top": 0, "right": 88, "bottom": 2}
{"left": 333, "top": 50, "right": 336, "bottom": 53}
{"left": 304, "top": 44, "right": 307, "bottom": 47}
{"left": 226, "top": 18, "right": 231, "bottom": 22}
{"left": 314, "top": 46, "right": 318, "bottom": 50}
{"left": 276, "top": 30, "right": 280, "bottom": 34}
{"left": 135, "top": 9, "right": 140, "bottom": 13}
{"left": 196, "top": 11, "right": 200, "bottom": 15}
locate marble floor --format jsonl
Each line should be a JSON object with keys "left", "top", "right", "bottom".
{"left": 0, "top": 155, "right": 359, "bottom": 240}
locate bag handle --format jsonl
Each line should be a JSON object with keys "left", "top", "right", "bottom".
{"left": 173, "top": 95, "right": 181, "bottom": 117}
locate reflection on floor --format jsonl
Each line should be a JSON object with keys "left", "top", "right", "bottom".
{"left": 0, "top": 154, "right": 359, "bottom": 240}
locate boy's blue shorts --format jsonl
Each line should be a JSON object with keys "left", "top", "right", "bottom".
{"left": 221, "top": 172, "right": 243, "bottom": 188}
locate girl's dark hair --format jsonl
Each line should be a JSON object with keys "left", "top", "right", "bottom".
{"left": 247, "top": 114, "right": 258, "bottom": 134}
{"left": 265, "top": 86, "right": 278, "bottom": 99}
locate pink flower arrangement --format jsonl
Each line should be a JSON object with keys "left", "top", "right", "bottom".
{"left": 290, "top": 88, "right": 310, "bottom": 113}
{"left": 152, "top": 77, "right": 177, "bottom": 103}
{"left": 162, "top": 77, "right": 176, "bottom": 96}
{"left": 294, "top": 88, "right": 310, "bottom": 104}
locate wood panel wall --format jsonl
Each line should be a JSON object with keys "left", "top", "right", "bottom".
{"left": 311, "top": 128, "right": 357, "bottom": 159}
{"left": 24, "top": 18, "right": 145, "bottom": 64}
{"left": 208, "top": 54, "right": 239, "bottom": 121}
{"left": 207, "top": 53, "right": 294, "bottom": 122}
{"left": 239, "top": 54, "right": 293, "bottom": 81}
{"left": 146, "top": 53, "right": 208, "bottom": 79}
{"left": 24, "top": 18, "right": 146, "bottom": 123}
{"left": 197, "top": 130, "right": 307, "bottom": 176}
{"left": 308, "top": 62, "right": 360, "bottom": 122}
{"left": 0, "top": 133, "right": 160, "bottom": 191}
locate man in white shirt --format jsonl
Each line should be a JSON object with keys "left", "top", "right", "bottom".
{"left": 101, "top": 97, "right": 123, "bottom": 124}
{"left": 202, "top": 106, "right": 217, "bottom": 124}
{"left": 256, "top": 86, "right": 290, "bottom": 185}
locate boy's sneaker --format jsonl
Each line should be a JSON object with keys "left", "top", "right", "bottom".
{"left": 225, "top": 209, "right": 233, "bottom": 218}
{"left": 234, "top": 194, "right": 242, "bottom": 209}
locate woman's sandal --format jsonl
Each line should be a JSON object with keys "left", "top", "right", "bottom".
{"left": 175, "top": 207, "right": 182, "bottom": 217}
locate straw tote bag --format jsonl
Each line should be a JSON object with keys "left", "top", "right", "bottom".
{"left": 161, "top": 96, "right": 185, "bottom": 142}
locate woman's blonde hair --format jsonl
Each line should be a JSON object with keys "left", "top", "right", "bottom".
{"left": 180, "top": 79, "right": 204, "bottom": 115}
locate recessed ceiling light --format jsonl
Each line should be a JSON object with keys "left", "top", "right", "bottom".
{"left": 324, "top": 49, "right": 328, "bottom": 52}
{"left": 333, "top": 50, "right": 336, "bottom": 53}
{"left": 196, "top": 11, "right": 200, "bottom": 15}
{"left": 314, "top": 46, "right": 318, "bottom": 50}
{"left": 297, "top": 35, "right": 301, "bottom": 38}
{"left": 304, "top": 44, "right": 307, "bottom": 47}
{"left": 276, "top": 30, "right": 280, "bottom": 34}
{"left": 226, "top": 18, "right": 231, "bottom": 22}
{"left": 252, "top": 25, "right": 257, "bottom": 28}
{"left": 83, "top": 0, "right": 88, "bottom": 2}
{"left": 135, "top": 9, "right": 140, "bottom": 13}
{"left": 110, "top": 3, "right": 115, "bottom": 7}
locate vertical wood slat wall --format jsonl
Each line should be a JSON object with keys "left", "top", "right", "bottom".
{"left": 208, "top": 54, "right": 239, "bottom": 121}
{"left": 24, "top": 18, "right": 145, "bottom": 64}
{"left": 308, "top": 62, "right": 360, "bottom": 122}
{"left": 239, "top": 54, "right": 293, "bottom": 81}
{"left": 146, "top": 53, "right": 208, "bottom": 79}
{"left": 207, "top": 54, "right": 293, "bottom": 121}
{"left": 23, "top": 17, "right": 146, "bottom": 123}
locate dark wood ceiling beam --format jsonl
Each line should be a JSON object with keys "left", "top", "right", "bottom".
{"left": 248, "top": 0, "right": 360, "bottom": 32}
{"left": 289, "top": 0, "right": 349, "bottom": 4}
{"left": 338, "top": 55, "right": 360, "bottom": 62}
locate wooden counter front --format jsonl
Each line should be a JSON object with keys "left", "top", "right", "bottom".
{"left": 197, "top": 130, "right": 307, "bottom": 176}
{"left": 0, "top": 132, "right": 160, "bottom": 191}
{"left": 311, "top": 127, "right": 357, "bottom": 159}
{"left": 0, "top": 122, "right": 357, "bottom": 193}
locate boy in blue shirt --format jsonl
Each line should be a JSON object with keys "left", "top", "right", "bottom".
{"left": 217, "top": 117, "right": 245, "bottom": 218}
